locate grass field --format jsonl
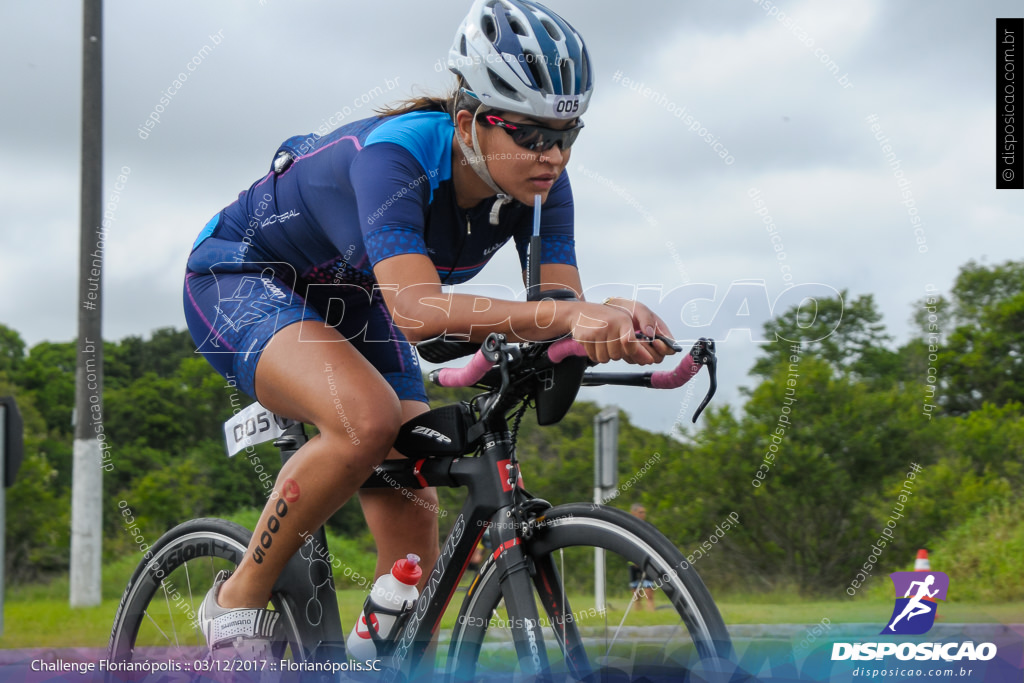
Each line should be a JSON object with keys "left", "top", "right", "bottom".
{"left": 4, "top": 509, "right": 1018, "bottom": 651}
{"left": 3, "top": 585, "right": 1021, "bottom": 650}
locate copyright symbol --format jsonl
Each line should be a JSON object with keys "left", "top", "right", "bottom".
{"left": 1003, "top": 169, "right": 1014, "bottom": 182}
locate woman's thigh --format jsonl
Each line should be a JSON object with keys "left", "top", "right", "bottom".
{"left": 184, "top": 270, "right": 427, "bottom": 411}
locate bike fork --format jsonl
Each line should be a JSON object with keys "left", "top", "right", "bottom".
{"left": 490, "top": 505, "right": 552, "bottom": 679}
{"left": 530, "top": 552, "right": 591, "bottom": 679}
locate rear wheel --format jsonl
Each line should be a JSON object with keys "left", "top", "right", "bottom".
{"left": 446, "top": 504, "right": 733, "bottom": 681}
{"left": 108, "top": 518, "right": 306, "bottom": 676}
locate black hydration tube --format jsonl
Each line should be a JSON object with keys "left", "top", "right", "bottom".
{"left": 527, "top": 194, "right": 542, "bottom": 300}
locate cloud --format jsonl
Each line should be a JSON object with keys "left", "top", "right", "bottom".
{"left": 2, "top": 0, "right": 1023, "bottom": 435}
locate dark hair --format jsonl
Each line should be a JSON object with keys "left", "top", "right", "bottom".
{"left": 375, "top": 76, "right": 483, "bottom": 119}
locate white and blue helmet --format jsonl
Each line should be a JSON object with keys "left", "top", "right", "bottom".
{"left": 448, "top": 0, "right": 594, "bottom": 120}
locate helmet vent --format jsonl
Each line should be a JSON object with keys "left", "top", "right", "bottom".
{"left": 559, "top": 59, "right": 573, "bottom": 95}
{"left": 508, "top": 17, "right": 528, "bottom": 36}
{"left": 487, "top": 68, "right": 525, "bottom": 101}
{"left": 482, "top": 15, "right": 497, "bottom": 41}
{"left": 523, "top": 51, "right": 548, "bottom": 91}
{"left": 460, "top": 34, "right": 468, "bottom": 56}
{"left": 541, "top": 19, "right": 561, "bottom": 41}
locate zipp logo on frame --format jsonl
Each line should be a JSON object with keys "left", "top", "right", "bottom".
{"left": 411, "top": 426, "right": 451, "bottom": 444}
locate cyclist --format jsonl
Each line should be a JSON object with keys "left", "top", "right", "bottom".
{"left": 185, "top": 0, "right": 675, "bottom": 662}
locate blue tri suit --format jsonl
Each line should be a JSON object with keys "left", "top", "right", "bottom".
{"left": 183, "top": 110, "right": 577, "bottom": 404}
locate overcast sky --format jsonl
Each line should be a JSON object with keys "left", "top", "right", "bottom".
{"left": 2, "top": 1, "right": 1021, "bottom": 436}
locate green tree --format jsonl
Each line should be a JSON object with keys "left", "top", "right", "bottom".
{"left": 123, "top": 454, "right": 213, "bottom": 535}
{"left": 106, "top": 327, "right": 197, "bottom": 389}
{"left": 0, "top": 375, "right": 71, "bottom": 581}
{"left": 15, "top": 341, "right": 76, "bottom": 439}
{"left": 0, "top": 324, "right": 26, "bottom": 377}
{"left": 897, "top": 402, "right": 1023, "bottom": 545}
{"left": 750, "top": 291, "right": 899, "bottom": 384}
{"left": 937, "top": 261, "right": 1024, "bottom": 414}
{"left": 947, "top": 259, "right": 1024, "bottom": 323}
{"left": 712, "top": 357, "right": 939, "bottom": 592}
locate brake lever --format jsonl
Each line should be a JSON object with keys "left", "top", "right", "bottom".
{"left": 634, "top": 332, "right": 684, "bottom": 353}
{"left": 632, "top": 333, "right": 717, "bottom": 422}
{"left": 655, "top": 333, "right": 685, "bottom": 353}
{"left": 690, "top": 338, "right": 717, "bottom": 423}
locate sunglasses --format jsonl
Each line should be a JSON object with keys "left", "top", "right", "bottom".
{"left": 482, "top": 114, "right": 584, "bottom": 152}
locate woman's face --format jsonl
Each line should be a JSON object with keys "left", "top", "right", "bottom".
{"left": 474, "top": 111, "right": 576, "bottom": 204}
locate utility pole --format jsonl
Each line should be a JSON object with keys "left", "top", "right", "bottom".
{"left": 1, "top": 396, "right": 25, "bottom": 634}
{"left": 70, "top": 0, "right": 103, "bottom": 607}
{"left": 593, "top": 407, "right": 619, "bottom": 613}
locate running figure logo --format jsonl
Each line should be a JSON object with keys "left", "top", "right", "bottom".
{"left": 881, "top": 571, "right": 949, "bottom": 635}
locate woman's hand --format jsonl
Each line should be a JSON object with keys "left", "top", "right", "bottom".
{"left": 600, "top": 298, "right": 677, "bottom": 363}
{"left": 561, "top": 300, "right": 675, "bottom": 365}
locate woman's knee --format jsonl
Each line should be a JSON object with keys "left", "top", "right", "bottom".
{"left": 318, "top": 386, "right": 402, "bottom": 459}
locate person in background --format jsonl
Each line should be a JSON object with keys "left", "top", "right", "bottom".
{"left": 629, "top": 503, "right": 657, "bottom": 611}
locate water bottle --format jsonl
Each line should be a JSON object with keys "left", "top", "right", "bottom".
{"left": 346, "top": 553, "right": 422, "bottom": 661}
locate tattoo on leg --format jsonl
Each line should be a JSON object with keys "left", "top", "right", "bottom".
{"left": 253, "top": 497, "right": 289, "bottom": 564}
{"left": 282, "top": 478, "right": 301, "bottom": 503}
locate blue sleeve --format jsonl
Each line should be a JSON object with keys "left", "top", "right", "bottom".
{"left": 350, "top": 142, "right": 434, "bottom": 268}
{"left": 514, "top": 170, "right": 577, "bottom": 270}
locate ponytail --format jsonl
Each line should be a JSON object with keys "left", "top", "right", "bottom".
{"left": 375, "top": 77, "right": 482, "bottom": 119}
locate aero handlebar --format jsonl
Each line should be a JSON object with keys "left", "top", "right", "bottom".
{"left": 432, "top": 346, "right": 501, "bottom": 389}
{"left": 431, "top": 335, "right": 718, "bottom": 423}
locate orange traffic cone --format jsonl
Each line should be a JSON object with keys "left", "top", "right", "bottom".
{"left": 914, "top": 549, "right": 931, "bottom": 571}
{"left": 914, "top": 549, "right": 938, "bottom": 608}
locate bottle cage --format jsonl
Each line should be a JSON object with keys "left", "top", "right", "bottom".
{"left": 354, "top": 596, "right": 416, "bottom": 658}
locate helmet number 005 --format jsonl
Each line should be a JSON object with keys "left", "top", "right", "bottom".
{"left": 553, "top": 97, "right": 581, "bottom": 118}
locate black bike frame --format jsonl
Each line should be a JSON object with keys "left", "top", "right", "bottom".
{"left": 273, "top": 415, "right": 553, "bottom": 680}
{"left": 269, "top": 335, "right": 716, "bottom": 679}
